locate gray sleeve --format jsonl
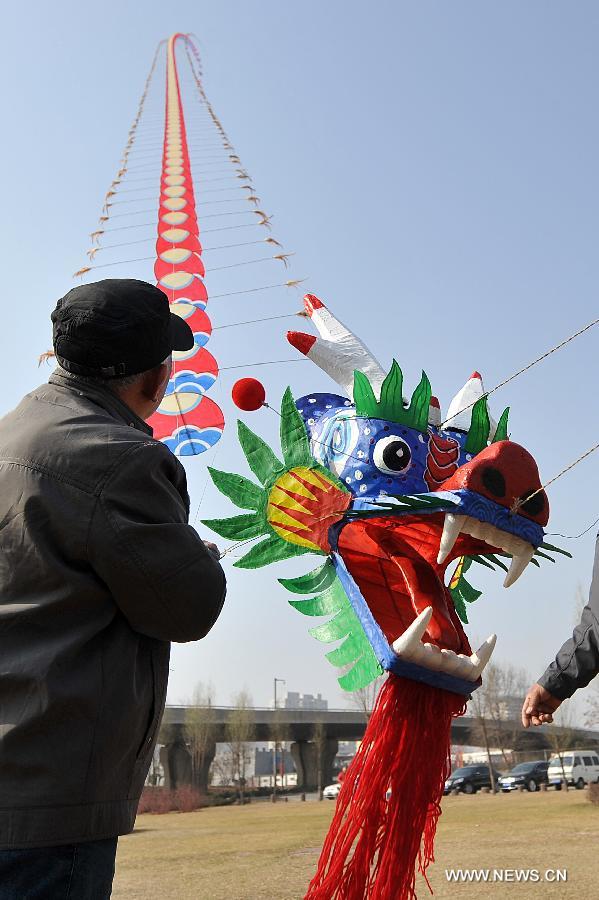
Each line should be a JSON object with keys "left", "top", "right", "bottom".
{"left": 87, "top": 441, "right": 226, "bottom": 643}
{"left": 538, "top": 535, "right": 599, "bottom": 700}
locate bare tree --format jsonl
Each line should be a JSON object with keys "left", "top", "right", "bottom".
{"left": 482, "top": 662, "right": 528, "bottom": 768}
{"left": 348, "top": 673, "right": 387, "bottom": 723}
{"left": 226, "top": 690, "right": 255, "bottom": 803}
{"left": 546, "top": 703, "right": 577, "bottom": 792}
{"left": 469, "top": 685, "right": 498, "bottom": 793}
{"left": 210, "top": 751, "right": 232, "bottom": 787}
{"left": 183, "top": 681, "right": 216, "bottom": 793}
{"left": 585, "top": 681, "right": 599, "bottom": 729}
{"left": 469, "top": 661, "right": 528, "bottom": 789}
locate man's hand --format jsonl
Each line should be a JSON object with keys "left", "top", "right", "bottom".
{"left": 521, "top": 683, "right": 562, "bottom": 727}
{"left": 203, "top": 540, "right": 221, "bottom": 561}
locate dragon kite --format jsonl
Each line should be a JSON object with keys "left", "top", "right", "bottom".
{"left": 61, "top": 31, "right": 574, "bottom": 897}
{"left": 204, "top": 293, "right": 566, "bottom": 899}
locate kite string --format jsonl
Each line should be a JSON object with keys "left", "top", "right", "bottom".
{"left": 213, "top": 313, "right": 299, "bottom": 331}
{"left": 440, "top": 316, "right": 599, "bottom": 428}
{"left": 74, "top": 39, "right": 164, "bottom": 269}
{"left": 547, "top": 515, "right": 599, "bottom": 540}
{"left": 220, "top": 458, "right": 599, "bottom": 557}
{"left": 94, "top": 220, "right": 273, "bottom": 238}
{"left": 77, "top": 252, "right": 293, "bottom": 277}
{"left": 181, "top": 34, "right": 597, "bottom": 546}
{"left": 192, "top": 442, "right": 223, "bottom": 528}
{"left": 86, "top": 236, "right": 279, "bottom": 259}
{"left": 510, "top": 441, "right": 599, "bottom": 514}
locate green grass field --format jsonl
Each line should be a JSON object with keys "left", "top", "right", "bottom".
{"left": 112, "top": 790, "right": 599, "bottom": 899}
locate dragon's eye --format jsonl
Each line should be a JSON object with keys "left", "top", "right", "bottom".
{"left": 373, "top": 436, "right": 412, "bottom": 474}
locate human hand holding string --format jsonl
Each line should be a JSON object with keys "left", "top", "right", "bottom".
{"left": 522, "top": 683, "right": 562, "bottom": 727}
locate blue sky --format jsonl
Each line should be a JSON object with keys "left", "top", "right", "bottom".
{"left": 2, "top": 1, "right": 597, "bottom": 713}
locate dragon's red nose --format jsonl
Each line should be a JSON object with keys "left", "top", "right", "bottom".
{"left": 439, "top": 441, "right": 549, "bottom": 526}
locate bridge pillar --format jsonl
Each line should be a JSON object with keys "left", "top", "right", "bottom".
{"left": 160, "top": 738, "right": 192, "bottom": 790}
{"left": 290, "top": 738, "right": 338, "bottom": 790}
{"left": 159, "top": 726, "right": 216, "bottom": 792}
{"left": 191, "top": 739, "right": 217, "bottom": 793}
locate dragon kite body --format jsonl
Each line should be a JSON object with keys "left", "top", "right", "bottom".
{"left": 205, "top": 294, "right": 562, "bottom": 898}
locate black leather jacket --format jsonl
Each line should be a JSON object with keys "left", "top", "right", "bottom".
{"left": 0, "top": 373, "right": 226, "bottom": 848}
{"left": 539, "top": 534, "right": 599, "bottom": 700}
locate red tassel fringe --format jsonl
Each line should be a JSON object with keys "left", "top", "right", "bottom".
{"left": 305, "top": 675, "right": 466, "bottom": 900}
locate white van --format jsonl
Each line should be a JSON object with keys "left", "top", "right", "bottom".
{"left": 547, "top": 750, "right": 599, "bottom": 789}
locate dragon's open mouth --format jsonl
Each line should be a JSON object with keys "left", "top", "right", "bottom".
{"left": 336, "top": 491, "right": 543, "bottom": 685}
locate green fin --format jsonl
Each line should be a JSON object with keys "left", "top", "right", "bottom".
{"left": 234, "top": 534, "right": 311, "bottom": 569}
{"left": 470, "top": 554, "right": 497, "bottom": 570}
{"left": 289, "top": 580, "right": 347, "bottom": 617}
{"left": 201, "top": 514, "right": 265, "bottom": 541}
{"left": 465, "top": 396, "right": 491, "bottom": 454}
{"left": 279, "top": 560, "right": 337, "bottom": 595}
{"left": 377, "top": 360, "right": 404, "bottom": 421}
{"left": 483, "top": 553, "right": 509, "bottom": 572}
{"left": 353, "top": 370, "right": 378, "bottom": 417}
{"left": 540, "top": 541, "right": 573, "bottom": 559}
{"left": 237, "top": 420, "right": 283, "bottom": 485}
{"left": 207, "top": 467, "right": 264, "bottom": 512}
{"left": 451, "top": 592, "right": 469, "bottom": 624}
{"left": 493, "top": 407, "right": 510, "bottom": 443}
{"left": 405, "top": 371, "right": 432, "bottom": 433}
{"left": 460, "top": 579, "right": 483, "bottom": 604}
{"left": 284, "top": 566, "right": 382, "bottom": 693}
{"left": 325, "top": 631, "right": 365, "bottom": 666}
{"left": 534, "top": 549, "right": 556, "bottom": 563}
{"left": 449, "top": 557, "right": 484, "bottom": 624}
{"left": 309, "top": 607, "right": 355, "bottom": 642}
{"left": 353, "top": 365, "right": 432, "bottom": 433}
{"left": 338, "top": 654, "right": 384, "bottom": 692}
{"left": 279, "top": 387, "right": 313, "bottom": 469}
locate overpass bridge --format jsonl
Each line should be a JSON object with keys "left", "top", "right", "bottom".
{"left": 157, "top": 706, "right": 599, "bottom": 792}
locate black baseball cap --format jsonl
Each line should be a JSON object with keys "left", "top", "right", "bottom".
{"left": 51, "top": 279, "right": 194, "bottom": 378}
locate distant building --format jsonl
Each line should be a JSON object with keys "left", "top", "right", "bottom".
{"left": 338, "top": 740, "right": 359, "bottom": 758}
{"left": 497, "top": 695, "right": 523, "bottom": 721}
{"left": 284, "top": 691, "right": 328, "bottom": 710}
{"left": 466, "top": 693, "right": 522, "bottom": 722}
{"left": 254, "top": 747, "right": 295, "bottom": 776}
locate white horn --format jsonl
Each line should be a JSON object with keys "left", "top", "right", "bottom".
{"left": 444, "top": 371, "right": 497, "bottom": 435}
{"left": 287, "top": 294, "right": 387, "bottom": 399}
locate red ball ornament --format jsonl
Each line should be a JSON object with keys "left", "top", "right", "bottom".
{"left": 232, "top": 377, "right": 266, "bottom": 411}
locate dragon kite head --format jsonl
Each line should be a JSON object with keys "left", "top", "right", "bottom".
{"left": 205, "top": 294, "right": 566, "bottom": 697}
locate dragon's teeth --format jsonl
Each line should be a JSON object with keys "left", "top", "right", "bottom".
{"left": 503, "top": 545, "right": 535, "bottom": 588}
{"left": 393, "top": 623, "right": 496, "bottom": 682}
{"left": 465, "top": 519, "right": 485, "bottom": 540}
{"left": 455, "top": 653, "right": 476, "bottom": 679}
{"left": 392, "top": 607, "right": 433, "bottom": 658}
{"left": 437, "top": 514, "right": 466, "bottom": 564}
{"left": 436, "top": 513, "right": 536, "bottom": 593}
{"left": 470, "top": 634, "right": 497, "bottom": 678}
{"left": 439, "top": 648, "right": 463, "bottom": 676}
{"left": 421, "top": 642, "right": 444, "bottom": 670}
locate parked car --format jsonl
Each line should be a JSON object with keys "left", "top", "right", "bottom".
{"left": 323, "top": 782, "right": 342, "bottom": 800}
{"left": 498, "top": 760, "right": 549, "bottom": 792}
{"left": 444, "top": 765, "right": 502, "bottom": 795}
{"left": 547, "top": 750, "right": 599, "bottom": 789}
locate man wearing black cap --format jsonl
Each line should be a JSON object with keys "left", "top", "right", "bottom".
{"left": 0, "top": 279, "right": 227, "bottom": 898}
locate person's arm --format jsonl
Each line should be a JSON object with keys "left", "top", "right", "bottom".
{"left": 522, "top": 534, "right": 599, "bottom": 727}
{"left": 88, "top": 440, "right": 226, "bottom": 642}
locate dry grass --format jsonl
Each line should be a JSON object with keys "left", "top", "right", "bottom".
{"left": 112, "top": 790, "right": 599, "bottom": 899}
